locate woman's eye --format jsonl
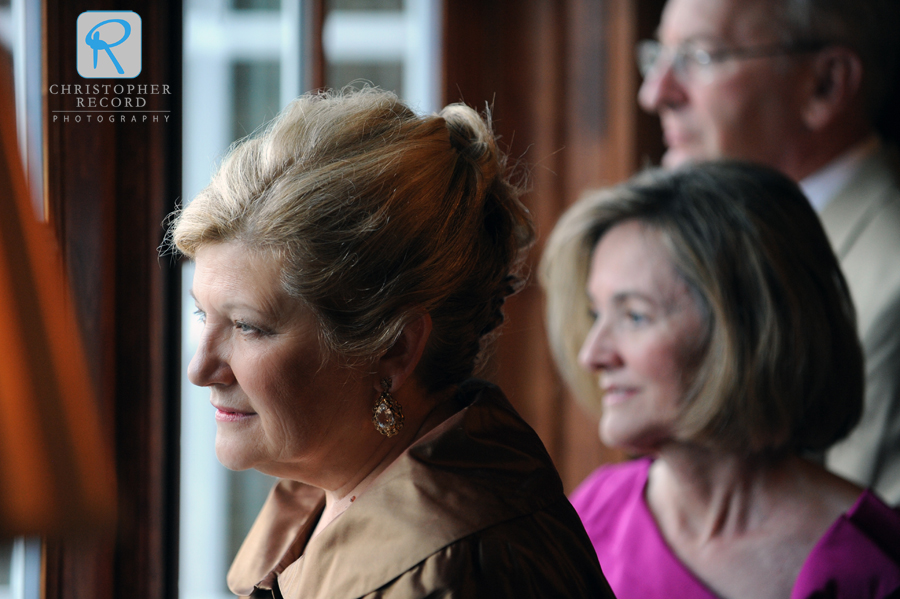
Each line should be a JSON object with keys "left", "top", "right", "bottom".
{"left": 626, "top": 311, "right": 648, "bottom": 324}
{"left": 236, "top": 321, "right": 259, "bottom": 334}
{"left": 235, "top": 321, "right": 270, "bottom": 336}
{"left": 193, "top": 309, "right": 206, "bottom": 324}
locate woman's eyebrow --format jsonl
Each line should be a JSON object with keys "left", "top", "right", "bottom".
{"left": 610, "top": 290, "right": 655, "bottom": 305}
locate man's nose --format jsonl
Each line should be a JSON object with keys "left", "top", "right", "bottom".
{"left": 638, "top": 57, "right": 687, "bottom": 113}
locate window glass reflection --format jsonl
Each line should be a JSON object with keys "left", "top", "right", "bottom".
{"left": 232, "top": 60, "right": 280, "bottom": 139}
{"left": 328, "top": 0, "right": 402, "bottom": 11}
{"left": 323, "top": 0, "right": 440, "bottom": 113}
{"left": 327, "top": 60, "right": 403, "bottom": 95}
{"left": 233, "top": 0, "right": 281, "bottom": 10}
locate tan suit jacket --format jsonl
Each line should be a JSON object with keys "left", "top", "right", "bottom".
{"left": 226, "top": 380, "right": 615, "bottom": 599}
{"left": 822, "top": 144, "right": 900, "bottom": 505}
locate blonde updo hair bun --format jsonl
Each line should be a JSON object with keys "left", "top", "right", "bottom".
{"left": 170, "top": 87, "right": 534, "bottom": 392}
{"left": 437, "top": 102, "right": 534, "bottom": 327}
{"left": 441, "top": 103, "right": 501, "bottom": 192}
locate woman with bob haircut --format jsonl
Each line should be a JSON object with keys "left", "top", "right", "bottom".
{"left": 169, "top": 87, "right": 614, "bottom": 599}
{"left": 540, "top": 161, "right": 900, "bottom": 598}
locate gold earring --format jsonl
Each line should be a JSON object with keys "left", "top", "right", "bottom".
{"left": 372, "top": 377, "right": 404, "bottom": 437}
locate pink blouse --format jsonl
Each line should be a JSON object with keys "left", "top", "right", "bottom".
{"left": 571, "top": 458, "right": 900, "bottom": 598}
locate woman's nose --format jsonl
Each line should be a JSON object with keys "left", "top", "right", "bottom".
{"left": 638, "top": 58, "right": 687, "bottom": 114}
{"left": 187, "top": 331, "right": 234, "bottom": 387}
{"left": 578, "top": 320, "right": 622, "bottom": 373}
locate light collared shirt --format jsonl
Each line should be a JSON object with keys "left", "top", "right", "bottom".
{"left": 800, "top": 135, "right": 882, "bottom": 213}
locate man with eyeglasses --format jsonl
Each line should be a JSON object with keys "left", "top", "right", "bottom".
{"left": 638, "top": 0, "right": 900, "bottom": 506}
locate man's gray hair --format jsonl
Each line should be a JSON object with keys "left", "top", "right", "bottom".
{"left": 773, "top": 0, "right": 899, "bottom": 122}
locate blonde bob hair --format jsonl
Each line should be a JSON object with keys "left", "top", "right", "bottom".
{"left": 540, "top": 162, "right": 863, "bottom": 455}
{"left": 169, "top": 87, "right": 534, "bottom": 392}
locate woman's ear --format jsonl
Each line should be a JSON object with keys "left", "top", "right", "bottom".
{"left": 801, "top": 46, "right": 863, "bottom": 131}
{"left": 376, "top": 313, "right": 432, "bottom": 391}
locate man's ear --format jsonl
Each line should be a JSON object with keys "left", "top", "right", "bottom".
{"left": 802, "top": 46, "right": 863, "bottom": 131}
{"left": 376, "top": 312, "right": 432, "bottom": 391}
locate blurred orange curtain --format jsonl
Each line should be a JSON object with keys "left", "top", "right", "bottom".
{"left": 0, "top": 56, "right": 116, "bottom": 536}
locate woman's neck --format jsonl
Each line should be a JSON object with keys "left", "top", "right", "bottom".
{"left": 314, "top": 385, "right": 459, "bottom": 536}
{"left": 647, "top": 443, "right": 800, "bottom": 542}
{"left": 643, "top": 442, "right": 862, "bottom": 599}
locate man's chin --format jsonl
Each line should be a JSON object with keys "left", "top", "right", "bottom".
{"left": 661, "top": 147, "right": 700, "bottom": 169}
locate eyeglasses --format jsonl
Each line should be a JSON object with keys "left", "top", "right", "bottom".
{"left": 636, "top": 39, "right": 826, "bottom": 84}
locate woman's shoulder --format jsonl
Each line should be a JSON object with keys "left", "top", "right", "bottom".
{"left": 358, "top": 495, "right": 616, "bottom": 599}
{"left": 793, "top": 490, "right": 900, "bottom": 599}
{"left": 568, "top": 457, "right": 657, "bottom": 562}
{"left": 569, "top": 457, "right": 720, "bottom": 599}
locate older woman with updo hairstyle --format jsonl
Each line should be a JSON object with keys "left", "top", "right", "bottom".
{"left": 169, "top": 87, "right": 614, "bottom": 599}
{"left": 541, "top": 162, "right": 900, "bottom": 599}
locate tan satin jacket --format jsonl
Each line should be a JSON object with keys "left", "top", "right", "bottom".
{"left": 227, "top": 379, "right": 615, "bottom": 599}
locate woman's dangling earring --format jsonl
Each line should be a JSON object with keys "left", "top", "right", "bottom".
{"left": 372, "top": 376, "right": 404, "bottom": 437}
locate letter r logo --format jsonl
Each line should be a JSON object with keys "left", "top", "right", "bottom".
{"left": 76, "top": 11, "right": 142, "bottom": 79}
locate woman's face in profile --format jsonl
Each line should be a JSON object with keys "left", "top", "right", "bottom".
{"left": 187, "top": 242, "right": 373, "bottom": 485}
{"left": 578, "top": 220, "right": 706, "bottom": 452}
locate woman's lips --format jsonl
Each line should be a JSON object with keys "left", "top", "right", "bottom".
{"left": 214, "top": 407, "right": 256, "bottom": 422}
{"left": 602, "top": 387, "right": 638, "bottom": 406}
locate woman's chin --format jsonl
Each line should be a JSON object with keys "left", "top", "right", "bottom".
{"left": 599, "top": 418, "right": 637, "bottom": 450}
{"left": 599, "top": 423, "right": 666, "bottom": 455}
{"left": 215, "top": 439, "right": 256, "bottom": 471}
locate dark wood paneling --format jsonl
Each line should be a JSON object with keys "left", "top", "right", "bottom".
{"left": 43, "top": 0, "right": 182, "bottom": 597}
{"left": 443, "top": 0, "right": 664, "bottom": 492}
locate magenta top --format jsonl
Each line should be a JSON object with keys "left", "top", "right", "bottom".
{"left": 571, "top": 458, "right": 900, "bottom": 599}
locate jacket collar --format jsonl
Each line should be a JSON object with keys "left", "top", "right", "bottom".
{"left": 226, "top": 479, "right": 325, "bottom": 596}
{"left": 820, "top": 143, "right": 900, "bottom": 258}
{"left": 228, "top": 380, "right": 564, "bottom": 599}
